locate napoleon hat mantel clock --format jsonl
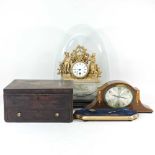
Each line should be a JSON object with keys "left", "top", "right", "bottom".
{"left": 87, "top": 80, "right": 153, "bottom": 112}
{"left": 57, "top": 45, "right": 102, "bottom": 107}
{"left": 74, "top": 80, "right": 153, "bottom": 121}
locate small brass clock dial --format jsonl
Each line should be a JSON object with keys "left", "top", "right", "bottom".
{"left": 105, "top": 85, "right": 133, "bottom": 108}
{"left": 71, "top": 62, "right": 88, "bottom": 78}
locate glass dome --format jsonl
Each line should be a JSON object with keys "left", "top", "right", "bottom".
{"left": 54, "top": 25, "right": 109, "bottom": 107}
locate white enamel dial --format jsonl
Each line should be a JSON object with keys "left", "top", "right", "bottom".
{"left": 105, "top": 85, "right": 133, "bottom": 108}
{"left": 72, "top": 62, "right": 88, "bottom": 78}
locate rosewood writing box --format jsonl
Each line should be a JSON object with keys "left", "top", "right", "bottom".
{"left": 4, "top": 80, "right": 73, "bottom": 122}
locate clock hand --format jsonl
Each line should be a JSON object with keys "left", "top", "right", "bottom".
{"left": 112, "top": 95, "right": 127, "bottom": 99}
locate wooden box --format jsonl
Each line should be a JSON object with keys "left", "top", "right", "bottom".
{"left": 4, "top": 80, "right": 73, "bottom": 122}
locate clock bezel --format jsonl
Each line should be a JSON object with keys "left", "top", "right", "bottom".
{"left": 71, "top": 61, "right": 89, "bottom": 79}
{"left": 104, "top": 84, "right": 134, "bottom": 108}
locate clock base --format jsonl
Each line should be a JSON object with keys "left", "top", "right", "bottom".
{"left": 62, "top": 74, "right": 100, "bottom": 83}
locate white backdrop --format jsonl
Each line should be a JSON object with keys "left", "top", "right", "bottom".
{"left": 0, "top": 0, "right": 155, "bottom": 155}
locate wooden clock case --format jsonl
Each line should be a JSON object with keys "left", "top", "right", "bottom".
{"left": 86, "top": 80, "right": 153, "bottom": 113}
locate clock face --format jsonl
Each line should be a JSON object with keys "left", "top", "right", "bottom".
{"left": 72, "top": 62, "right": 88, "bottom": 78}
{"left": 105, "top": 85, "right": 133, "bottom": 108}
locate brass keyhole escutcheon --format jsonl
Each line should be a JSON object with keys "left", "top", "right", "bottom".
{"left": 55, "top": 113, "right": 60, "bottom": 117}
{"left": 16, "top": 112, "right": 22, "bottom": 117}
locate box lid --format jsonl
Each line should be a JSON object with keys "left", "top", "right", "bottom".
{"left": 4, "top": 80, "right": 73, "bottom": 94}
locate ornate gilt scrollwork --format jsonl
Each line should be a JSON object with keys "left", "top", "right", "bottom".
{"left": 57, "top": 45, "right": 102, "bottom": 82}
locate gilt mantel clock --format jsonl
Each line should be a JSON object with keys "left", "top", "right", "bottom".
{"left": 57, "top": 45, "right": 102, "bottom": 107}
